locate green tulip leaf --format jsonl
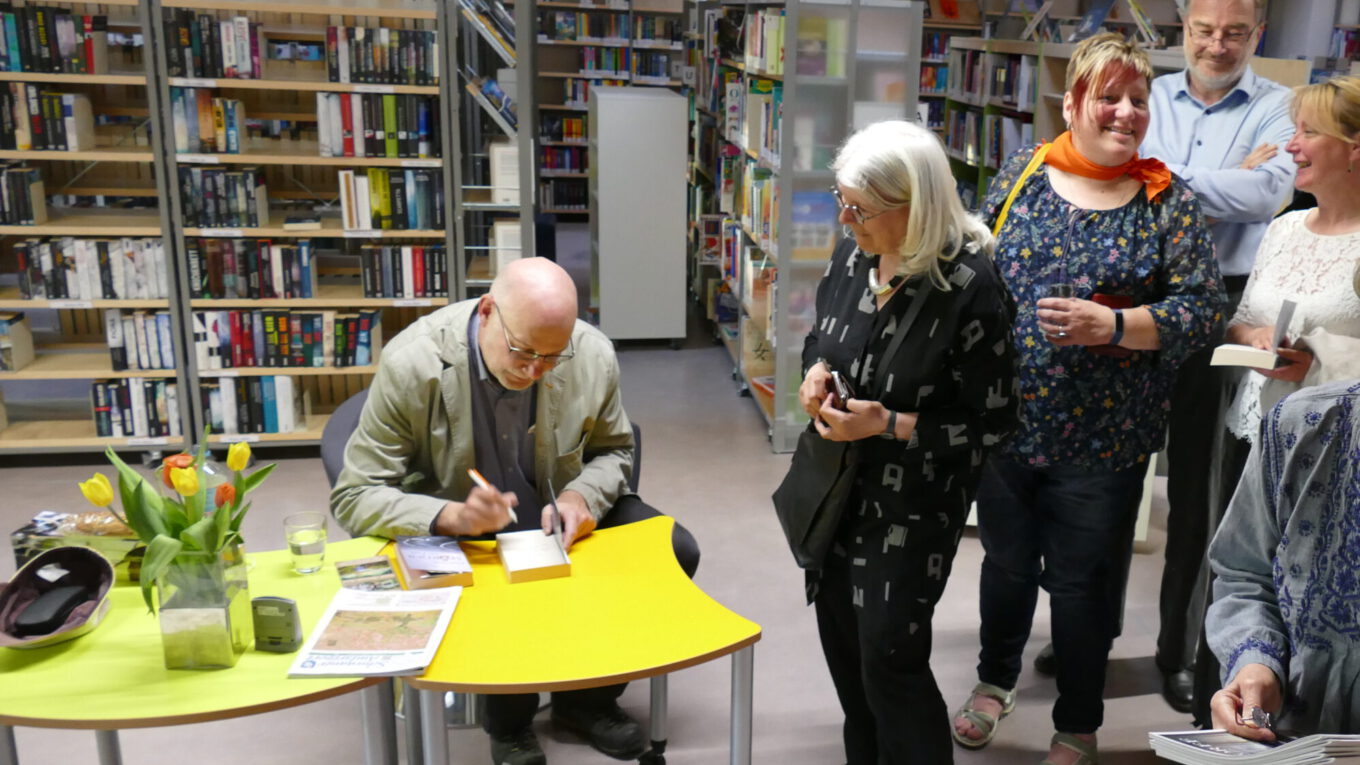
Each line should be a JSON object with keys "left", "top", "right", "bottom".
{"left": 181, "top": 517, "right": 215, "bottom": 552}
{"left": 139, "top": 534, "right": 184, "bottom": 613}
{"left": 241, "top": 463, "right": 276, "bottom": 494}
{"left": 127, "top": 482, "right": 170, "bottom": 541}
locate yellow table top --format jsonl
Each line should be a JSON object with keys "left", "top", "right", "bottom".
{"left": 407, "top": 516, "right": 761, "bottom": 694}
{"left": 0, "top": 536, "right": 388, "bottom": 730}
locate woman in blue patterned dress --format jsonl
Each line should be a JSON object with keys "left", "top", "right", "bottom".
{"left": 950, "top": 34, "right": 1224, "bottom": 765}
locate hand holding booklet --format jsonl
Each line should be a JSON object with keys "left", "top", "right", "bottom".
{"left": 288, "top": 586, "right": 459, "bottom": 677}
{"left": 1212, "top": 299, "right": 1297, "bottom": 370}
{"left": 1149, "top": 730, "right": 1360, "bottom": 764}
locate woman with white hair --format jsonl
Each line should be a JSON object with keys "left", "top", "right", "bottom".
{"left": 790, "top": 119, "right": 1019, "bottom": 763}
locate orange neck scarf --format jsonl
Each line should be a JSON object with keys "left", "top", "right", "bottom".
{"left": 1043, "top": 130, "right": 1171, "bottom": 202}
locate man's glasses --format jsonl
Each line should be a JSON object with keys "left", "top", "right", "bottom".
{"left": 493, "top": 303, "right": 574, "bottom": 367}
{"left": 1188, "top": 24, "right": 1258, "bottom": 47}
{"left": 830, "top": 186, "right": 891, "bottom": 225}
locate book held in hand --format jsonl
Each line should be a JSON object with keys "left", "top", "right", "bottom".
{"left": 395, "top": 535, "right": 474, "bottom": 589}
{"left": 287, "top": 586, "right": 460, "bottom": 677}
{"left": 1211, "top": 299, "right": 1297, "bottom": 370}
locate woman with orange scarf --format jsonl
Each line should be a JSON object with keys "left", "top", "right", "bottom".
{"left": 951, "top": 34, "right": 1224, "bottom": 765}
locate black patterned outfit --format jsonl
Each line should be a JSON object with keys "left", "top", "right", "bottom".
{"left": 801, "top": 238, "right": 1019, "bottom": 765}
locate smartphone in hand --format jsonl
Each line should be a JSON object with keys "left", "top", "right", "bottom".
{"left": 828, "top": 370, "right": 856, "bottom": 411}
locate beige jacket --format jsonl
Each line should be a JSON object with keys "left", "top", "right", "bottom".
{"left": 330, "top": 299, "right": 634, "bottom": 539}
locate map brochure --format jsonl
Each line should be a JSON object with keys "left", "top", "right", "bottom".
{"left": 288, "top": 586, "right": 460, "bottom": 677}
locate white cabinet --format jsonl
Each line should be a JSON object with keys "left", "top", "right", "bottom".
{"left": 589, "top": 87, "right": 687, "bottom": 342}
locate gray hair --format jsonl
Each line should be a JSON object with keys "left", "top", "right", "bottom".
{"left": 831, "top": 120, "right": 994, "bottom": 289}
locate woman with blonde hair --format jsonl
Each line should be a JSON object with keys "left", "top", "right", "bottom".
{"left": 951, "top": 34, "right": 1223, "bottom": 764}
{"left": 787, "top": 119, "right": 1018, "bottom": 763}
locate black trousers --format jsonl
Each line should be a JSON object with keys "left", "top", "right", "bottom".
{"left": 976, "top": 456, "right": 1146, "bottom": 734}
{"left": 1157, "top": 279, "right": 1246, "bottom": 674}
{"left": 483, "top": 495, "right": 701, "bottom": 737}
{"left": 812, "top": 493, "right": 966, "bottom": 765}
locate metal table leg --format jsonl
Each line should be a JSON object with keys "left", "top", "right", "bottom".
{"left": 94, "top": 730, "right": 122, "bottom": 765}
{"left": 1, "top": 725, "right": 17, "bottom": 765}
{"left": 403, "top": 681, "right": 424, "bottom": 765}
{"left": 419, "top": 689, "right": 449, "bottom": 765}
{"left": 729, "top": 646, "right": 754, "bottom": 765}
{"left": 361, "top": 679, "right": 398, "bottom": 765}
{"left": 641, "top": 674, "right": 668, "bottom": 764}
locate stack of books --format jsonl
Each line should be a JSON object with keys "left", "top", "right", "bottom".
{"left": 1149, "top": 730, "right": 1360, "bottom": 763}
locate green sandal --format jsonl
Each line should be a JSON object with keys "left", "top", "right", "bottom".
{"left": 951, "top": 682, "right": 1017, "bottom": 750}
{"left": 1040, "top": 732, "right": 1098, "bottom": 765}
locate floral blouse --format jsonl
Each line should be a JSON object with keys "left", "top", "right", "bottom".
{"left": 982, "top": 144, "right": 1225, "bottom": 472}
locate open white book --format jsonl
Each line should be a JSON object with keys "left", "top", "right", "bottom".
{"left": 288, "top": 586, "right": 460, "bottom": 677}
{"left": 495, "top": 528, "right": 571, "bottom": 584}
{"left": 1212, "top": 299, "right": 1297, "bottom": 369}
{"left": 1149, "top": 730, "right": 1360, "bottom": 764}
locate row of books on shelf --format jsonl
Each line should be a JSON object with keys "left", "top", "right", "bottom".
{"left": 920, "top": 65, "right": 948, "bottom": 95}
{"left": 104, "top": 308, "right": 175, "bottom": 371}
{"left": 358, "top": 243, "right": 448, "bottom": 298}
{"left": 633, "top": 50, "right": 675, "bottom": 80}
{"left": 456, "top": 0, "right": 515, "bottom": 54}
{"left": 990, "top": 54, "right": 1036, "bottom": 108}
{"left": 336, "top": 167, "right": 446, "bottom": 231}
{"left": 201, "top": 375, "right": 307, "bottom": 436}
{"left": 324, "top": 26, "right": 441, "bottom": 87}
{"left": 540, "top": 11, "right": 629, "bottom": 44}
{"left": 922, "top": 31, "right": 952, "bottom": 61}
{"left": 15, "top": 237, "right": 169, "bottom": 300}
{"left": 743, "top": 8, "right": 784, "bottom": 75}
{"left": 950, "top": 48, "right": 985, "bottom": 98}
{"left": 0, "top": 8, "right": 109, "bottom": 75}
{"left": 921, "top": 99, "right": 945, "bottom": 130}
{"left": 946, "top": 108, "right": 982, "bottom": 166}
{"left": 192, "top": 307, "right": 383, "bottom": 369}
{"left": 743, "top": 78, "right": 781, "bottom": 163}
{"left": 578, "top": 46, "right": 630, "bottom": 77}
{"left": 171, "top": 88, "right": 246, "bottom": 154}
{"left": 316, "top": 92, "right": 441, "bottom": 160}
{"left": 0, "top": 164, "right": 46, "bottom": 225}
{"left": 0, "top": 86, "right": 96, "bottom": 152}
{"left": 985, "top": 113, "right": 1034, "bottom": 170}
{"left": 90, "top": 378, "right": 182, "bottom": 439}
{"left": 737, "top": 160, "right": 778, "bottom": 256}
{"left": 161, "top": 12, "right": 265, "bottom": 80}
{"left": 794, "top": 15, "right": 847, "bottom": 78}
{"left": 540, "top": 145, "right": 585, "bottom": 173}
{"left": 186, "top": 238, "right": 317, "bottom": 300}
{"left": 540, "top": 114, "right": 586, "bottom": 143}
{"left": 177, "top": 165, "right": 269, "bottom": 229}
{"left": 1330, "top": 28, "right": 1360, "bottom": 60}
{"left": 539, "top": 179, "right": 586, "bottom": 211}
{"left": 559, "top": 76, "right": 620, "bottom": 106}
{"left": 634, "top": 17, "right": 682, "bottom": 46}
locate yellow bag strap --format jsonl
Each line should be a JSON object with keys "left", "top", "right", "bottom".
{"left": 991, "top": 143, "right": 1051, "bottom": 237}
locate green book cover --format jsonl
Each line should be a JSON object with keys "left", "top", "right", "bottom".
{"left": 383, "top": 94, "right": 397, "bottom": 158}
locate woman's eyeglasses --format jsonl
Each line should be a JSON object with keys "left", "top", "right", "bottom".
{"left": 493, "top": 303, "right": 575, "bottom": 367}
{"left": 830, "top": 186, "right": 891, "bottom": 225}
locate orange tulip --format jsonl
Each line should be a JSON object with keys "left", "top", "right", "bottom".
{"left": 161, "top": 453, "right": 194, "bottom": 488}
{"left": 215, "top": 482, "right": 236, "bottom": 508}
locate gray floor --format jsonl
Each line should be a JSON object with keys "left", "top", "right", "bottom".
{"left": 0, "top": 319, "right": 1195, "bottom": 764}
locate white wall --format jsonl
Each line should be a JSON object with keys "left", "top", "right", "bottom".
{"left": 1263, "top": 0, "right": 1337, "bottom": 59}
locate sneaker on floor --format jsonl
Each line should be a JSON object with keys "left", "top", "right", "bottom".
{"left": 551, "top": 703, "right": 647, "bottom": 760}
{"left": 489, "top": 727, "right": 546, "bottom": 765}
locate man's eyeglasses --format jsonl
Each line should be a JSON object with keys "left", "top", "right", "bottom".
{"left": 1188, "top": 24, "right": 1258, "bottom": 47}
{"left": 830, "top": 186, "right": 892, "bottom": 225}
{"left": 493, "top": 303, "right": 575, "bottom": 367}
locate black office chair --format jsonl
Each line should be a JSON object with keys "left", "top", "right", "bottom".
{"left": 320, "top": 388, "right": 642, "bottom": 493}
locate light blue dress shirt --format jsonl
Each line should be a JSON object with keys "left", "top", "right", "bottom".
{"left": 1141, "top": 66, "right": 1296, "bottom": 278}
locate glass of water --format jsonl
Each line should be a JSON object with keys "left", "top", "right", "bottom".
{"left": 1046, "top": 282, "right": 1077, "bottom": 338}
{"left": 284, "top": 511, "right": 327, "bottom": 574}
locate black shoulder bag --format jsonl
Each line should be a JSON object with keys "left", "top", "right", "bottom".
{"left": 771, "top": 277, "right": 933, "bottom": 570}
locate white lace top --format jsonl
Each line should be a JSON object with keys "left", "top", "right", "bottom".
{"left": 1225, "top": 210, "right": 1360, "bottom": 442}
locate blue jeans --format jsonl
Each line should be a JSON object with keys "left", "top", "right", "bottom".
{"left": 975, "top": 455, "right": 1145, "bottom": 734}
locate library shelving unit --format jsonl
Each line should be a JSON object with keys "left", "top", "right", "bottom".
{"left": 0, "top": 0, "right": 192, "bottom": 454}
{"left": 689, "top": 0, "right": 922, "bottom": 452}
{"left": 918, "top": 13, "right": 981, "bottom": 139}
{"left": 148, "top": 0, "right": 456, "bottom": 448}
{"left": 533, "top": 0, "right": 685, "bottom": 219}
{"left": 451, "top": 0, "right": 537, "bottom": 295}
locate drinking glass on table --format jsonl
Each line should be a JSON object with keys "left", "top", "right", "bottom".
{"left": 1046, "top": 282, "right": 1077, "bottom": 338}
{"left": 284, "top": 511, "right": 327, "bottom": 574}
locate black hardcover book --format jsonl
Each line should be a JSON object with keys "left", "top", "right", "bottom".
{"left": 178, "top": 166, "right": 198, "bottom": 226}
{"left": 234, "top": 377, "right": 251, "bottom": 434}
{"left": 185, "top": 239, "right": 203, "bottom": 298}
{"left": 116, "top": 379, "right": 132, "bottom": 434}
{"left": 96, "top": 240, "right": 115, "bottom": 298}
{"left": 92, "top": 381, "right": 110, "bottom": 437}
{"left": 388, "top": 170, "right": 407, "bottom": 230}
{"left": 0, "top": 90, "right": 13, "bottom": 151}
{"left": 247, "top": 376, "right": 264, "bottom": 433}
{"left": 207, "top": 15, "right": 224, "bottom": 78}
{"left": 46, "top": 93, "right": 67, "bottom": 150}
{"left": 162, "top": 8, "right": 183, "bottom": 76}
{"left": 431, "top": 170, "right": 445, "bottom": 229}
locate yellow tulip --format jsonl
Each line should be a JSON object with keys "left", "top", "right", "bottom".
{"left": 226, "top": 441, "right": 251, "bottom": 472}
{"left": 170, "top": 466, "right": 200, "bottom": 496}
{"left": 78, "top": 473, "right": 114, "bottom": 507}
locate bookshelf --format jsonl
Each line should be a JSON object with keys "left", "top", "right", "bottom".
{"left": 686, "top": 0, "right": 923, "bottom": 452}
{"left": 0, "top": 0, "right": 188, "bottom": 453}
{"left": 0, "top": 0, "right": 459, "bottom": 453}
{"left": 450, "top": 0, "right": 538, "bottom": 295}
{"left": 533, "top": 0, "right": 686, "bottom": 220}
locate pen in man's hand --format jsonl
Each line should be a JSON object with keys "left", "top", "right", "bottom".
{"left": 467, "top": 468, "right": 518, "bottom": 523}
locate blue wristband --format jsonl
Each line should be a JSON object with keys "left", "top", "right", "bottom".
{"left": 1109, "top": 309, "right": 1125, "bottom": 346}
